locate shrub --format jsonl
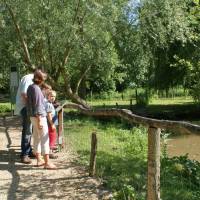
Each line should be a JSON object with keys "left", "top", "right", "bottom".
{"left": 0, "top": 104, "right": 11, "bottom": 113}
{"left": 136, "top": 90, "right": 151, "bottom": 106}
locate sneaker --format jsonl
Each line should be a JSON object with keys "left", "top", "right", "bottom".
{"left": 21, "top": 156, "right": 32, "bottom": 164}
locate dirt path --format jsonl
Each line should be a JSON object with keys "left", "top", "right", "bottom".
{"left": 0, "top": 116, "right": 111, "bottom": 200}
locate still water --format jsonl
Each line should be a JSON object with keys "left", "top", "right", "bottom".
{"left": 167, "top": 134, "right": 200, "bottom": 161}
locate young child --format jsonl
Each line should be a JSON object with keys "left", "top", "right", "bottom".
{"left": 46, "top": 90, "right": 58, "bottom": 158}
{"left": 41, "top": 83, "right": 52, "bottom": 102}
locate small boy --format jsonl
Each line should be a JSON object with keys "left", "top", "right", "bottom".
{"left": 46, "top": 90, "right": 58, "bottom": 159}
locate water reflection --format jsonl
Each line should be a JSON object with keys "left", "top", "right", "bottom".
{"left": 167, "top": 134, "right": 200, "bottom": 161}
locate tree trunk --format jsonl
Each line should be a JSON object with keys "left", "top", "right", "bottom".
{"left": 61, "top": 69, "right": 90, "bottom": 109}
{"left": 135, "top": 88, "right": 138, "bottom": 101}
{"left": 65, "top": 84, "right": 90, "bottom": 109}
{"left": 78, "top": 78, "right": 86, "bottom": 99}
{"left": 74, "top": 65, "right": 91, "bottom": 95}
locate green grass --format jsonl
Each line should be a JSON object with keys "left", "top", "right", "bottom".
{"left": 0, "top": 102, "right": 11, "bottom": 115}
{"left": 88, "top": 96, "right": 193, "bottom": 107}
{"left": 64, "top": 112, "right": 200, "bottom": 200}
{"left": 151, "top": 97, "right": 193, "bottom": 105}
{"left": 64, "top": 112, "right": 147, "bottom": 199}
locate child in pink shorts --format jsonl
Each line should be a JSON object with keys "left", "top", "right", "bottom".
{"left": 46, "top": 90, "right": 58, "bottom": 158}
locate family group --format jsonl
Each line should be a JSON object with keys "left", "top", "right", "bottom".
{"left": 15, "top": 68, "right": 60, "bottom": 169}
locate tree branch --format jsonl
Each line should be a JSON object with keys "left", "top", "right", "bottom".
{"left": 62, "top": 0, "right": 81, "bottom": 68}
{"left": 5, "top": 3, "right": 34, "bottom": 70}
{"left": 46, "top": 30, "right": 53, "bottom": 69}
{"left": 74, "top": 65, "right": 91, "bottom": 94}
{"left": 60, "top": 68, "right": 90, "bottom": 109}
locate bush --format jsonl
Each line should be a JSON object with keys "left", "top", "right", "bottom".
{"left": 0, "top": 104, "right": 11, "bottom": 113}
{"left": 190, "top": 82, "right": 200, "bottom": 103}
{"left": 136, "top": 91, "right": 151, "bottom": 106}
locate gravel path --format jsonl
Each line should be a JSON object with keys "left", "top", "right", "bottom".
{"left": 0, "top": 116, "right": 111, "bottom": 200}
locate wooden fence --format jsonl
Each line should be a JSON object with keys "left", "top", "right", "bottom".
{"left": 57, "top": 101, "right": 200, "bottom": 200}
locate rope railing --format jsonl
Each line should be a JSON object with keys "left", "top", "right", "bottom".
{"left": 56, "top": 101, "right": 200, "bottom": 200}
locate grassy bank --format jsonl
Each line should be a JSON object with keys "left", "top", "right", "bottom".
{"left": 64, "top": 112, "right": 200, "bottom": 200}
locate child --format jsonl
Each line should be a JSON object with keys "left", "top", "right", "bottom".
{"left": 46, "top": 90, "right": 58, "bottom": 158}
{"left": 41, "top": 83, "right": 52, "bottom": 101}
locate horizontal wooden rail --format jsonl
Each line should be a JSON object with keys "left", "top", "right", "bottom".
{"left": 58, "top": 101, "right": 200, "bottom": 135}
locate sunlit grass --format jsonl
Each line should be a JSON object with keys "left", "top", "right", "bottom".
{"left": 0, "top": 102, "right": 11, "bottom": 107}
{"left": 151, "top": 97, "right": 193, "bottom": 105}
{"left": 88, "top": 97, "right": 193, "bottom": 107}
{"left": 0, "top": 102, "right": 11, "bottom": 114}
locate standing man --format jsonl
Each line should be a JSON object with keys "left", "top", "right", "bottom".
{"left": 15, "top": 69, "right": 38, "bottom": 164}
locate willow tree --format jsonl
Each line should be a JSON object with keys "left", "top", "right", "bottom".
{"left": 137, "top": 0, "right": 192, "bottom": 95}
{"left": 2, "top": 0, "right": 128, "bottom": 108}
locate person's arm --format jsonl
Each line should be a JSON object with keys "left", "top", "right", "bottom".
{"left": 36, "top": 115, "right": 43, "bottom": 129}
{"left": 47, "top": 112, "right": 56, "bottom": 130}
{"left": 21, "top": 93, "right": 27, "bottom": 105}
{"left": 34, "top": 86, "right": 45, "bottom": 129}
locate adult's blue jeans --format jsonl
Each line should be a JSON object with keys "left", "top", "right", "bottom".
{"left": 20, "top": 107, "right": 32, "bottom": 157}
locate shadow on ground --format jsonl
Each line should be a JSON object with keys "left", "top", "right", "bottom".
{"left": 0, "top": 116, "right": 109, "bottom": 200}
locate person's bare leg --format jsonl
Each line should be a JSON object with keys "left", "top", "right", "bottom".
{"left": 44, "top": 154, "right": 57, "bottom": 169}
{"left": 36, "top": 153, "right": 44, "bottom": 166}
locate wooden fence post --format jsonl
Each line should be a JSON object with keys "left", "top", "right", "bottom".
{"left": 89, "top": 132, "right": 97, "bottom": 177}
{"left": 116, "top": 102, "right": 119, "bottom": 108}
{"left": 147, "top": 127, "right": 160, "bottom": 200}
{"left": 58, "top": 108, "right": 64, "bottom": 150}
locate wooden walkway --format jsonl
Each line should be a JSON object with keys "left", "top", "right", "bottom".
{"left": 0, "top": 116, "right": 110, "bottom": 200}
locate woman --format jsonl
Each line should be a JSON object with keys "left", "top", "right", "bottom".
{"left": 27, "top": 69, "right": 56, "bottom": 169}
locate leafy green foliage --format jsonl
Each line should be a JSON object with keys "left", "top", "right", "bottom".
{"left": 1, "top": 0, "right": 126, "bottom": 98}
{"left": 161, "top": 155, "right": 200, "bottom": 200}
{"left": 0, "top": 103, "right": 11, "bottom": 114}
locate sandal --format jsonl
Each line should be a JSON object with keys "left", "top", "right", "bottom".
{"left": 44, "top": 163, "right": 57, "bottom": 170}
{"left": 35, "top": 161, "right": 45, "bottom": 167}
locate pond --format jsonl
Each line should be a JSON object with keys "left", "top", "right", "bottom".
{"left": 167, "top": 134, "right": 200, "bottom": 161}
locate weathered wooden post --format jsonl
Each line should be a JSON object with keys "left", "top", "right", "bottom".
{"left": 116, "top": 102, "right": 119, "bottom": 108}
{"left": 147, "top": 127, "right": 160, "bottom": 200}
{"left": 89, "top": 132, "right": 97, "bottom": 177}
{"left": 58, "top": 107, "right": 64, "bottom": 150}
